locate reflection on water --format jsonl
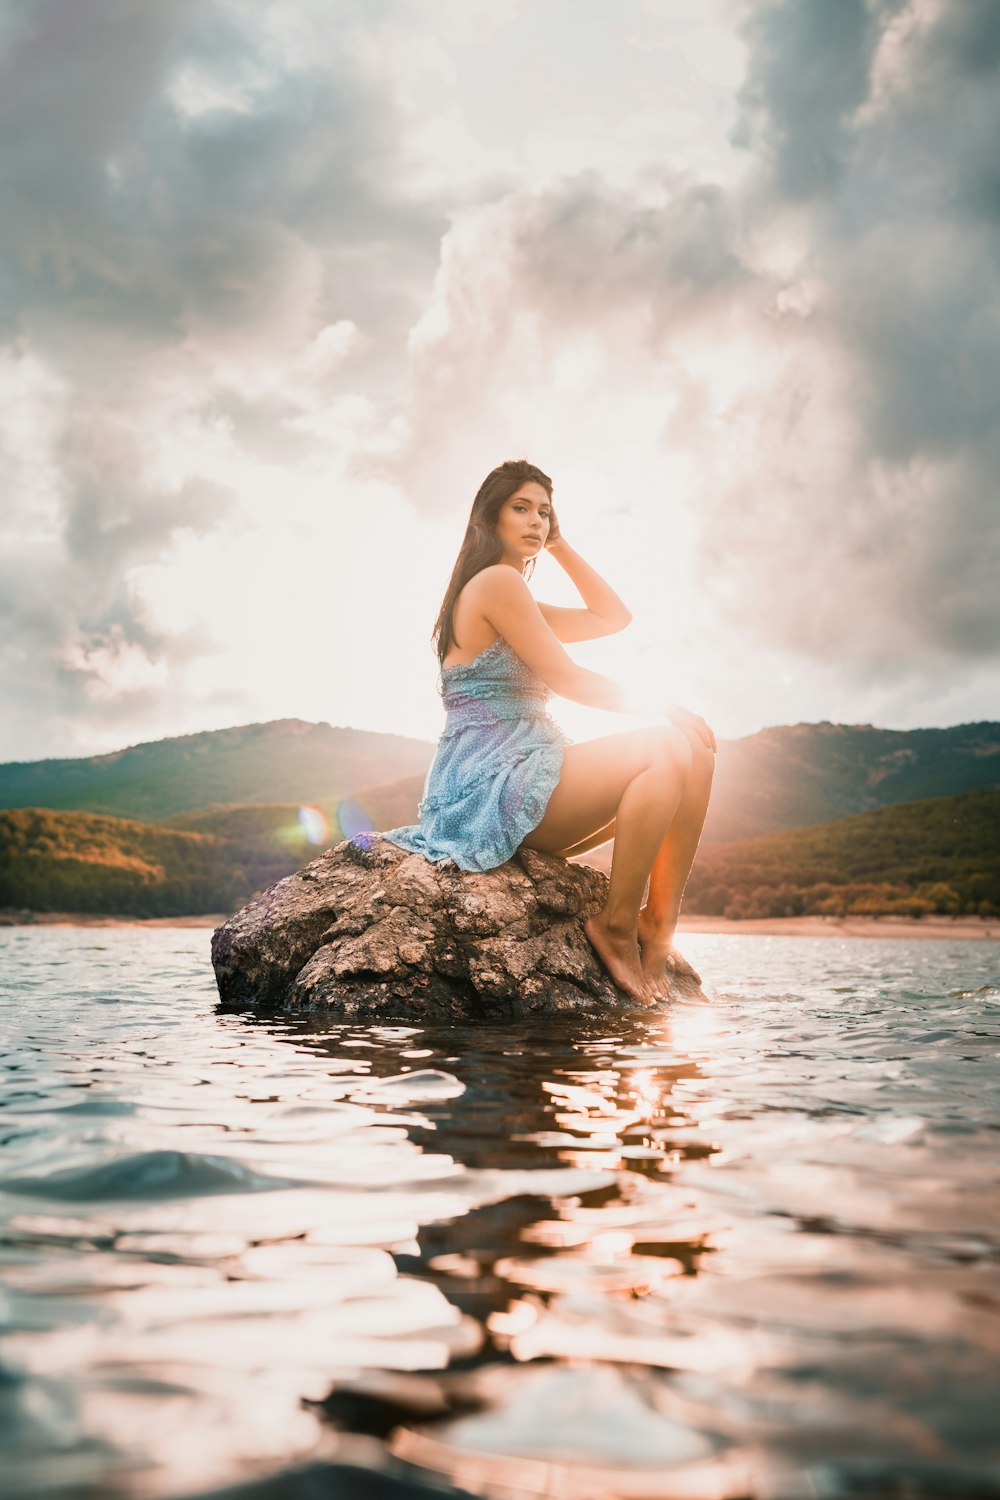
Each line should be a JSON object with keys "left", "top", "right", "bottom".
{"left": 1, "top": 927, "right": 999, "bottom": 1498}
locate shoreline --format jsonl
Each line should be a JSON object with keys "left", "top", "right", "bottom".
{"left": 677, "top": 913, "right": 999, "bottom": 940}
{"left": 2, "top": 910, "right": 997, "bottom": 940}
{"left": 0, "top": 911, "right": 230, "bottom": 929}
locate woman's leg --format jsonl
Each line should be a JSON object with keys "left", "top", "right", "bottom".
{"left": 538, "top": 731, "right": 715, "bottom": 997}
{"left": 637, "top": 731, "right": 715, "bottom": 992}
{"left": 521, "top": 726, "right": 692, "bottom": 1003}
{"left": 552, "top": 744, "right": 714, "bottom": 996}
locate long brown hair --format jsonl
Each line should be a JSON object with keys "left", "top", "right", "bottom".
{"left": 433, "top": 459, "right": 553, "bottom": 664}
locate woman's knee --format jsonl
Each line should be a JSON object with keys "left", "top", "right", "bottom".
{"left": 673, "top": 721, "right": 715, "bottom": 771}
{"left": 637, "top": 724, "right": 693, "bottom": 778}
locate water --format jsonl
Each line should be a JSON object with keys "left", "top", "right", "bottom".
{"left": 1, "top": 927, "right": 998, "bottom": 1500}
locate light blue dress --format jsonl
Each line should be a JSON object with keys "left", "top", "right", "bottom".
{"left": 381, "top": 637, "right": 567, "bottom": 872}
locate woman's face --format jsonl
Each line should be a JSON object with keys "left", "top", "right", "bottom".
{"left": 494, "top": 482, "right": 552, "bottom": 568}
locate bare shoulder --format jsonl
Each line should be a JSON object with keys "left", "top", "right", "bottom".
{"left": 451, "top": 567, "right": 530, "bottom": 656}
{"left": 458, "top": 563, "right": 573, "bottom": 688}
{"left": 466, "top": 565, "right": 529, "bottom": 600}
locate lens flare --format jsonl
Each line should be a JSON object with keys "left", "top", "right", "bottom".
{"left": 337, "top": 797, "right": 374, "bottom": 839}
{"left": 297, "top": 805, "right": 328, "bottom": 845}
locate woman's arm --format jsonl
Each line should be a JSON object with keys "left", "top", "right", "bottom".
{"left": 472, "top": 567, "right": 716, "bottom": 750}
{"left": 471, "top": 566, "right": 642, "bottom": 714}
{"left": 536, "top": 536, "right": 632, "bottom": 643}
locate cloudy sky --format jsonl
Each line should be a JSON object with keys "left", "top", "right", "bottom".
{"left": 1, "top": 0, "right": 998, "bottom": 763}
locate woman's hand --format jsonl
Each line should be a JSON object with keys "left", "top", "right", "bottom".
{"left": 543, "top": 504, "right": 563, "bottom": 549}
{"left": 667, "top": 703, "right": 717, "bottom": 753}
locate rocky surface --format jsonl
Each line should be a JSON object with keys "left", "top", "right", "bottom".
{"left": 211, "top": 834, "right": 700, "bottom": 1019}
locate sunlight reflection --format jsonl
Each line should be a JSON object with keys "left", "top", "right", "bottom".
{"left": 660, "top": 1002, "right": 727, "bottom": 1059}
{"left": 629, "top": 1067, "right": 662, "bottom": 1121}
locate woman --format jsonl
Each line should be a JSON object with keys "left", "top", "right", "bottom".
{"left": 383, "top": 459, "right": 716, "bottom": 1005}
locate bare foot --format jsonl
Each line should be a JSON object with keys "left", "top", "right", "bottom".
{"left": 637, "top": 909, "right": 673, "bottom": 998}
{"left": 637, "top": 911, "right": 702, "bottom": 996}
{"left": 638, "top": 934, "right": 674, "bottom": 999}
{"left": 584, "top": 913, "right": 652, "bottom": 1006}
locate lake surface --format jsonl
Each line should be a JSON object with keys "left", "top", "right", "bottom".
{"left": 1, "top": 927, "right": 999, "bottom": 1500}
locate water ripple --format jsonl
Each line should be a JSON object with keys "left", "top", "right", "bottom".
{"left": 0, "top": 925, "right": 998, "bottom": 1499}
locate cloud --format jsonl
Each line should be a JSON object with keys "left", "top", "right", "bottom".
{"left": 369, "top": 0, "right": 1000, "bottom": 716}
{"left": 0, "top": 0, "right": 447, "bottom": 379}
{"left": 734, "top": 0, "right": 888, "bottom": 199}
{"left": 386, "top": 168, "right": 752, "bottom": 517}
{"left": 2, "top": 0, "right": 998, "bottom": 758}
{"left": 699, "top": 0, "right": 1000, "bottom": 664}
{"left": 0, "top": 344, "right": 237, "bottom": 754}
{"left": 0, "top": 0, "right": 450, "bottom": 755}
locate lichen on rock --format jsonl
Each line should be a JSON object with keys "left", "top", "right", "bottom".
{"left": 211, "top": 834, "right": 699, "bottom": 1019}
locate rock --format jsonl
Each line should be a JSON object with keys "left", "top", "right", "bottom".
{"left": 211, "top": 834, "right": 701, "bottom": 1020}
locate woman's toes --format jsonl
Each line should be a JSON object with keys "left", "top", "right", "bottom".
{"left": 584, "top": 915, "right": 650, "bottom": 1005}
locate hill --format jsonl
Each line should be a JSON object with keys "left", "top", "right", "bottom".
{"left": 548, "top": 723, "right": 1000, "bottom": 870}
{"left": 1, "top": 719, "right": 996, "bottom": 869}
{"left": 1, "top": 789, "right": 996, "bottom": 921}
{"left": 0, "top": 720, "right": 434, "bottom": 823}
{"left": 0, "top": 803, "right": 332, "bottom": 918}
{"left": 0, "top": 808, "right": 239, "bottom": 917}
{"left": 683, "top": 788, "right": 1000, "bottom": 919}
{"left": 702, "top": 720, "right": 1000, "bottom": 842}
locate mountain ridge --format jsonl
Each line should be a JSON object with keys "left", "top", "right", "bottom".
{"left": 0, "top": 717, "right": 432, "bottom": 771}
{"left": 0, "top": 717, "right": 997, "bottom": 842}
{"left": 0, "top": 719, "right": 435, "bottom": 822}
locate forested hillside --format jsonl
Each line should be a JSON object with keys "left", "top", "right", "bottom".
{"left": 0, "top": 806, "right": 323, "bottom": 917}
{"left": 703, "top": 720, "right": 1000, "bottom": 841}
{"left": 2, "top": 790, "right": 996, "bottom": 920}
{"left": 684, "top": 788, "right": 1000, "bottom": 919}
{"left": 1, "top": 719, "right": 996, "bottom": 843}
{"left": 2, "top": 717, "right": 996, "bottom": 920}
{"left": 348, "top": 721, "right": 1000, "bottom": 846}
